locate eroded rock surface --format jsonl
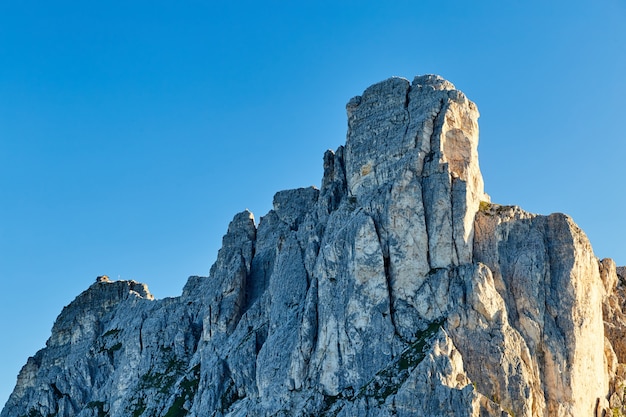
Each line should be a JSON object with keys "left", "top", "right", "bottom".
{"left": 2, "top": 75, "right": 623, "bottom": 417}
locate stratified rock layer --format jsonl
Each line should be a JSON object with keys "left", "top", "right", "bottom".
{"left": 2, "top": 75, "right": 623, "bottom": 417}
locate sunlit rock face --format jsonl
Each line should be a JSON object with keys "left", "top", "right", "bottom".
{"left": 2, "top": 75, "right": 623, "bottom": 417}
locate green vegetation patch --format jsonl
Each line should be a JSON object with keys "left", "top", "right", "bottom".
{"left": 162, "top": 364, "right": 201, "bottom": 417}
{"left": 357, "top": 319, "right": 444, "bottom": 404}
{"left": 109, "top": 342, "right": 122, "bottom": 352}
{"left": 318, "top": 319, "right": 444, "bottom": 415}
{"left": 163, "top": 396, "right": 187, "bottom": 417}
{"left": 478, "top": 201, "right": 516, "bottom": 216}
{"left": 86, "top": 401, "right": 108, "bottom": 417}
{"left": 20, "top": 406, "right": 58, "bottom": 417}
{"left": 102, "top": 328, "right": 121, "bottom": 338}
{"left": 479, "top": 201, "right": 492, "bottom": 211}
{"left": 219, "top": 379, "right": 239, "bottom": 413}
{"left": 140, "top": 357, "right": 187, "bottom": 394}
{"left": 131, "top": 398, "right": 147, "bottom": 417}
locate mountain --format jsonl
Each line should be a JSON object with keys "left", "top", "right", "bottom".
{"left": 3, "top": 75, "right": 626, "bottom": 417}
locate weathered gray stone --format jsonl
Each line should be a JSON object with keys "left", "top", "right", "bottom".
{"left": 473, "top": 204, "right": 608, "bottom": 416}
{"left": 2, "top": 75, "right": 623, "bottom": 417}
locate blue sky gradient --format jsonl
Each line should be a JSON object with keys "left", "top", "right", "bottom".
{"left": 1, "top": 0, "right": 625, "bottom": 407}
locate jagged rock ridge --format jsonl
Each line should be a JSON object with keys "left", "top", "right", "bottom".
{"left": 3, "top": 75, "right": 626, "bottom": 417}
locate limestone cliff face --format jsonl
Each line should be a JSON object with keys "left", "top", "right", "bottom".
{"left": 2, "top": 75, "right": 623, "bottom": 417}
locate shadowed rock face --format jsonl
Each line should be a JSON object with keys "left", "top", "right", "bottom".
{"left": 2, "top": 75, "right": 623, "bottom": 417}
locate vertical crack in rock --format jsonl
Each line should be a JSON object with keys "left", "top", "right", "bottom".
{"left": 401, "top": 82, "right": 412, "bottom": 148}
{"left": 450, "top": 176, "right": 461, "bottom": 264}
{"left": 421, "top": 98, "right": 455, "bottom": 269}
{"left": 372, "top": 215, "right": 402, "bottom": 343}
{"left": 139, "top": 321, "right": 144, "bottom": 353}
{"left": 420, "top": 174, "right": 433, "bottom": 271}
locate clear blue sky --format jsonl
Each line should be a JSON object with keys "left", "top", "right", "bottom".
{"left": 1, "top": 0, "right": 625, "bottom": 408}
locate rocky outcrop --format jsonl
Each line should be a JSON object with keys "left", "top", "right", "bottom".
{"left": 473, "top": 204, "right": 609, "bottom": 416}
{"left": 2, "top": 75, "right": 624, "bottom": 417}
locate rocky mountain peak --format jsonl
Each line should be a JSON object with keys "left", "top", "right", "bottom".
{"left": 3, "top": 75, "right": 625, "bottom": 417}
{"left": 47, "top": 280, "right": 154, "bottom": 349}
{"left": 345, "top": 75, "right": 483, "bottom": 200}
